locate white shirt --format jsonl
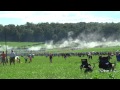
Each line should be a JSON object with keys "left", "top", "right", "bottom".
{"left": 10, "top": 52, "right": 16, "bottom": 57}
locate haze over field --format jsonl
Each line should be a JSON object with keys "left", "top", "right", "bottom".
{"left": 0, "top": 32, "right": 120, "bottom": 51}
{"left": 40, "top": 32, "right": 120, "bottom": 50}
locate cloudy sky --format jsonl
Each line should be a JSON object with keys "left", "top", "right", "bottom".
{"left": 0, "top": 11, "right": 120, "bottom": 25}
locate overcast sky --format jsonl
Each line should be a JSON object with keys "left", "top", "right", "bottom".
{"left": 0, "top": 11, "right": 120, "bottom": 25}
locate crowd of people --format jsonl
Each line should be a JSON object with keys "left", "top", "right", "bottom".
{"left": 0, "top": 50, "right": 120, "bottom": 66}
{"left": 0, "top": 50, "right": 34, "bottom": 65}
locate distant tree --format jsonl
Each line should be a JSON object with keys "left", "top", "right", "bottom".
{"left": 0, "top": 22, "right": 120, "bottom": 42}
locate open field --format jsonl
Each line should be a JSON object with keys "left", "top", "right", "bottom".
{"left": 0, "top": 42, "right": 43, "bottom": 47}
{"left": 0, "top": 54, "right": 120, "bottom": 79}
{"left": 0, "top": 42, "right": 120, "bottom": 79}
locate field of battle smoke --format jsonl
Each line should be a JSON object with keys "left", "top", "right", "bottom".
{"left": 0, "top": 31, "right": 120, "bottom": 53}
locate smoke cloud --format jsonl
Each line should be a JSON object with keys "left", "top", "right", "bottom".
{"left": 41, "top": 31, "right": 120, "bottom": 50}
{"left": 0, "top": 31, "right": 120, "bottom": 52}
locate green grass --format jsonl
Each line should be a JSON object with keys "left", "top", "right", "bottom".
{"left": 0, "top": 42, "right": 120, "bottom": 79}
{"left": 0, "top": 55, "right": 119, "bottom": 79}
{"left": 0, "top": 42, "right": 43, "bottom": 47}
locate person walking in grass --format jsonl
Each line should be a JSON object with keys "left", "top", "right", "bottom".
{"left": 64, "top": 53, "right": 67, "bottom": 60}
{"left": 28, "top": 54, "right": 32, "bottom": 63}
{"left": 24, "top": 56, "right": 28, "bottom": 63}
{"left": 1, "top": 51, "right": 6, "bottom": 65}
{"left": 49, "top": 53, "right": 53, "bottom": 63}
{"left": 9, "top": 50, "right": 16, "bottom": 65}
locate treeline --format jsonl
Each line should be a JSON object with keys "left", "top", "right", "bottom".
{"left": 0, "top": 22, "right": 120, "bottom": 42}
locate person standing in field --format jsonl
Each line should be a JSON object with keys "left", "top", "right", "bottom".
{"left": 28, "top": 54, "right": 32, "bottom": 63}
{"left": 64, "top": 53, "right": 67, "bottom": 60}
{"left": 24, "top": 56, "right": 28, "bottom": 63}
{"left": 9, "top": 50, "right": 16, "bottom": 65}
{"left": 49, "top": 53, "right": 53, "bottom": 63}
{"left": 1, "top": 51, "right": 6, "bottom": 65}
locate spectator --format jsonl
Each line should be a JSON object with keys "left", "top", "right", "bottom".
{"left": 1, "top": 51, "right": 6, "bottom": 65}
{"left": 24, "top": 56, "right": 28, "bottom": 63}
{"left": 49, "top": 53, "right": 53, "bottom": 63}
{"left": 29, "top": 54, "right": 32, "bottom": 63}
{"left": 9, "top": 50, "right": 16, "bottom": 65}
{"left": 116, "top": 53, "right": 120, "bottom": 61}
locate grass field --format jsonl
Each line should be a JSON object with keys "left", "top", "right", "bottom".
{"left": 0, "top": 42, "right": 43, "bottom": 47}
{"left": 0, "top": 55, "right": 119, "bottom": 79}
{"left": 0, "top": 42, "right": 120, "bottom": 79}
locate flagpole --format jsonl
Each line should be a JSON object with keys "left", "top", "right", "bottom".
{"left": 5, "top": 29, "right": 7, "bottom": 63}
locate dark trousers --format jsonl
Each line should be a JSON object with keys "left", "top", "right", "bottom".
{"left": 10, "top": 57, "right": 15, "bottom": 65}
{"left": 2, "top": 58, "right": 6, "bottom": 65}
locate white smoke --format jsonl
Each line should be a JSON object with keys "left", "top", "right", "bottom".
{"left": 68, "top": 31, "right": 74, "bottom": 37}
{"left": 28, "top": 46, "right": 42, "bottom": 51}
{"left": 102, "top": 37, "right": 106, "bottom": 42}
{"left": 0, "top": 45, "right": 13, "bottom": 51}
{"left": 37, "top": 31, "right": 120, "bottom": 50}
{"left": 1, "top": 31, "right": 120, "bottom": 52}
{"left": 59, "top": 40, "right": 70, "bottom": 48}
